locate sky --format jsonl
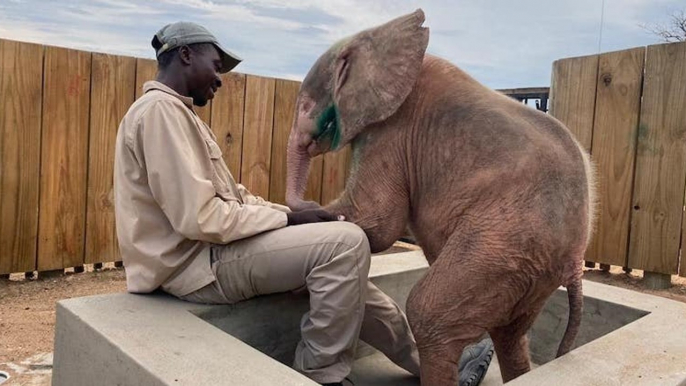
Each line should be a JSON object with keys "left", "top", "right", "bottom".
{"left": 0, "top": 0, "right": 683, "bottom": 89}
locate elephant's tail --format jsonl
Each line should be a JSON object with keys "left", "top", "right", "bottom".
{"left": 556, "top": 278, "right": 583, "bottom": 357}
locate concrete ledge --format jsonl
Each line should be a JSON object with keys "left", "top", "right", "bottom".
{"left": 509, "top": 280, "right": 686, "bottom": 386}
{"left": 52, "top": 251, "right": 686, "bottom": 386}
{"left": 52, "top": 252, "right": 428, "bottom": 386}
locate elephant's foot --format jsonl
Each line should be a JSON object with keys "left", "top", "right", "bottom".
{"left": 416, "top": 345, "right": 462, "bottom": 386}
{"left": 489, "top": 327, "right": 532, "bottom": 382}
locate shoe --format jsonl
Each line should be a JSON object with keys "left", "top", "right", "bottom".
{"left": 458, "top": 337, "right": 494, "bottom": 386}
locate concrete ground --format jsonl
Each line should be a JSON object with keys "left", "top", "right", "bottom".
{"left": 2, "top": 244, "right": 686, "bottom": 385}
{"left": 348, "top": 351, "right": 509, "bottom": 386}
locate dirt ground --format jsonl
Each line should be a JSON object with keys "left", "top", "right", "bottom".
{"left": 1, "top": 247, "right": 685, "bottom": 385}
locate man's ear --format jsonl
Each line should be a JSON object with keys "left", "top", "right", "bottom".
{"left": 178, "top": 46, "right": 192, "bottom": 66}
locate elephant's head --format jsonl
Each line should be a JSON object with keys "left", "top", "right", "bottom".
{"left": 286, "top": 9, "right": 429, "bottom": 211}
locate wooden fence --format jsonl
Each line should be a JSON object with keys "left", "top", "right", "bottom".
{"left": 0, "top": 38, "right": 351, "bottom": 275}
{"left": 550, "top": 40, "right": 686, "bottom": 279}
{"left": 3, "top": 37, "right": 686, "bottom": 279}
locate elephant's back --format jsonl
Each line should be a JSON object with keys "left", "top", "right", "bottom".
{"left": 408, "top": 65, "right": 591, "bottom": 265}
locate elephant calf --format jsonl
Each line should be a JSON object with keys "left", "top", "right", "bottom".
{"left": 286, "top": 9, "right": 595, "bottom": 385}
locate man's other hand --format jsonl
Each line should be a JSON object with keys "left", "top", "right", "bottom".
{"left": 286, "top": 209, "right": 345, "bottom": 226}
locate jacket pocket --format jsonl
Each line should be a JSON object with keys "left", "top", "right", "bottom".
{"left": 204, "top": 139, "right": 234, "bottom": 200}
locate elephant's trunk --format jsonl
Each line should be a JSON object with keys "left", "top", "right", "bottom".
{"left": 286, "top": 127, "right": 310, "bottom": 208}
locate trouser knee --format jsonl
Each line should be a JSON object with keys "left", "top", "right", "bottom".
{"left": 328, "top": 222, "right": 372, "bottom": 272}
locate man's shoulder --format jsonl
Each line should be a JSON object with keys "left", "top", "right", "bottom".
{"left": 118, "top": 91, "right": 190, "bottom": 149}
{"left": 129, "top": 89, "right": 187, "bottom": 117}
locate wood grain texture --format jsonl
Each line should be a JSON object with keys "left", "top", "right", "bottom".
{"left": 210, "top": 72, "right": 246, "bottom": 180}
{"left": 269, "top": 79, "right": 300, "bottom": 205}
{"left": 241, "top": 75, "right": 276, "bottom": 198}
{"left": 37, "top": 46, "right": 92, "bottom": 271}
{"left": 0, "top": 40, "right": 43, "bottom": 274}
{"left": 586, "top": 47, "right": 645, "bottom": 267}
{"left": 135, "top": 58, "right": 157, "bottom": 99}
{"left": 629, "top": 42, "right": 686, "bottom": 274}
{"left": 85, "top": 53, "right": 135, "bottom": 264}
{"left": 321, "top": 145, "right": 352, "bottom": 206}
{"left": 549, "top": 54, "right": 599, "bottom": 151}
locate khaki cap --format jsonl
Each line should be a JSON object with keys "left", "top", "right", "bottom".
{"left": 152, "top": 21, "right": 242, "bottom": 73}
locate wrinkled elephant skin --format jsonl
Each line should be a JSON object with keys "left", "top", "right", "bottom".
{"left": 285, "top": 9, "right": 596, "bottom": 386}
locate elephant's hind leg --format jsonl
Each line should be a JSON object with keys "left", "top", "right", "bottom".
{"left": 405, "top": 252, "right": 500, "bottom": 385}
{"left": 488, "top": 296, "right": 549, "bottom": 383}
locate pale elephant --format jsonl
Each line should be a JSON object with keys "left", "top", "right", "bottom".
{"left": 285, "top": 9, "right": 595, "bottom": 385}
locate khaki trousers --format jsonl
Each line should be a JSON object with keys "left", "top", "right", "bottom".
{"left": 179, "top": 222, "right": 420, "bottom": 384}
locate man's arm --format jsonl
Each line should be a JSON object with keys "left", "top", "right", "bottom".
{"left": 236, "top": 184, "right": 291, "bottom": 213}
{"left": 138, "top": 101, "right": 288, "bottom": 244}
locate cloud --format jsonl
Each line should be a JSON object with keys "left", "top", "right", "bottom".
{"left": 0, "top": 0, "right": 681, "bottom": 88}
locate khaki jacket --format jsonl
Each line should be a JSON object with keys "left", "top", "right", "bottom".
{"left": 114, "top": 81, "right": 289, "bottom": 297}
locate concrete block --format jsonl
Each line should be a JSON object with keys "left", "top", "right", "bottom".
{"left": 52, "top": 251, "right": 686, "bottom": 386}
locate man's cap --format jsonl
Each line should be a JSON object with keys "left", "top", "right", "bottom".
{"left": 152, "top": 21, "right": 242, "bottom": 73}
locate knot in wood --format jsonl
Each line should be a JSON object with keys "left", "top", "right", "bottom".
{"left": 602, "top": 73, "right": 612, "bottom": 86}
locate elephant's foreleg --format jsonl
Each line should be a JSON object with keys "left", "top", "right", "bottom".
{"left": 325, "top": 146, "right": 409, "bottom": 253}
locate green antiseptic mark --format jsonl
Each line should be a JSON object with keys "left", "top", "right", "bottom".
{"left": 316, "top": 103, "right": 341, "bottom": 149}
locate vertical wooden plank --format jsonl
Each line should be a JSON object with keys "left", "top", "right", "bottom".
{"left": 211, "top": 73, "right": 246, "bottom": 180}
{"left": 321, "top": 145, "right": 352, "bottom": 206}
{"left": 586, "top": 47, "right": 645, "bottom": 267}
{"left": 269, "top": 79, "right": 300, "bottom": 205}
{"left": 549, "top": 54, "right": 599, "bottom": 151}
{"left": 241, "top": 75, "right": 275, "bottom": 198}
{"left": 0, "top": 40, "right": 43, "bottom": 274}
{"left": 37, "top": 46, "right": 91, "bottom": 271}
{"left": 629, "top": 41, "right": 686, "bottom": 275}
{"left": 135, "top": 58, "right": 157, "bottom": 99}
{"left": 84, "top": 53, "right": 135, "bottom": 264}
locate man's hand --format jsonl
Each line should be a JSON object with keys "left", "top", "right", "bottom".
{"left": 286, "top": 209, "right": 345, "bottom": 226}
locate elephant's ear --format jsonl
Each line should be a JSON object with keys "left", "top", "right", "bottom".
{"left": 333, "top": 9, "right": 429, "bottom": 145}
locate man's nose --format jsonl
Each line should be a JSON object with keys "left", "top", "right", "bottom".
{"left": 215, "top": 74, "right": 222, "bottom": 89}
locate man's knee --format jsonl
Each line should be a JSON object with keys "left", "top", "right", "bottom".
{"left": 335, "top": 222, "right": 370, "bottom": 252}
{"left": 326, "top": 222, "right": 371, "bottom": 270}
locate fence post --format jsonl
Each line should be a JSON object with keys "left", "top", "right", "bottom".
{"left": 644, "top": 272, "right": 672, "bottom": 289}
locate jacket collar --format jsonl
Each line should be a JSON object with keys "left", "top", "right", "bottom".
{"left": 143, "top": 80, "right": 194, "bottom": 108}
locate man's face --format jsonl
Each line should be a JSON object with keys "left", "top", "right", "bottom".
{"left": 186, "top": 45, "right": 222, "bottom": 107}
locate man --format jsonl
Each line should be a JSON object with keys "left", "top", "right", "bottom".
{"left": 114, "top": 21, "right": 493, "bottom": 386}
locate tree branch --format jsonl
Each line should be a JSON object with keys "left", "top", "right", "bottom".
{"left": 640, "top": 9, "right": 686, "bottom": 42}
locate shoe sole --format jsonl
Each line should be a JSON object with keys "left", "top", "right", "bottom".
{"left": 459, "top": 340, "right": 495, "bottom": 386}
